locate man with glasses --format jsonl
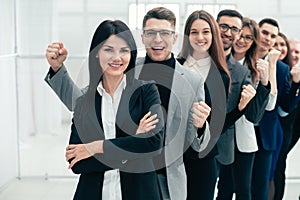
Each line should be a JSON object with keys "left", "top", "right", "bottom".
{"left": 215, "top": 10, "right": 271, "bottom": 200}
{"left": 134, "top": 7, "right": 211, "bottom": 200}
{"left": 44, "top": 7, "right": 211, "bottom": 200}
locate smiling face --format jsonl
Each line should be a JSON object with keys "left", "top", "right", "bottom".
{"left": 290, "top": 41, "right": 300, "bottom": 66}
{"left": 142, "top": 18, "right": 178, "bottom": 61}
{"left": 274, "top": 35, "right": 288, "bottom": 60}
{"left": 233, "top": 27, "right": 254, "bottom": 56}
{"left": 97, "top": 35, "right": 131, "bottom": 79}
{"left": 189, "top": 19, "right": 212, "bottom": 59}
{"left": 218, "top": 16, "right": 242, "bottom": 53}
{"left": 258, "top": 23, "right": 279, "bottom": 52}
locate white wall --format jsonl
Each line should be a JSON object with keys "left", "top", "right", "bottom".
{"left": 234, "top": 0, "right": 300, "bottom": 38}
{"left": 0, "top": 0, "right": 18, "bottom": 189}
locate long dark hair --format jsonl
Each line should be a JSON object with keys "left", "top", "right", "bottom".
{"left": 78, "top": 20, "right": 137, "bottom": 118}
{"left": 88, "top": 20, "right": 137, "bottom": 91}
{"left": 178, "top": 10, "right": 230, "bottom": 79}
{"left": 73, "top": 20, "right": 138, "bottom": 154}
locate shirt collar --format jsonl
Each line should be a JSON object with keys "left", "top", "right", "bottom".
{"left": 185, "top": 55, "right": 211, "bottom": 67}
{"left": 97, "top": 74, "right": 127, "bottom": 96}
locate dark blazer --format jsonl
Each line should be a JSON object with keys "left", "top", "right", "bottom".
{"left": 258, "top": 60, "right": 300, "bottom": 151}
{"left": 216, "top": 54, "right": 270, "bottom": 165}
{"left": 69, "top": 77, "right": 165, "bottom": 200}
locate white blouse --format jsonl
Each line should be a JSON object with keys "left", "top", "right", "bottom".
{"left": 97, "top": 75, "right": 127, "bottom": 200}
{"left": 184, "top": 55, "right": 211, "bottom": 80}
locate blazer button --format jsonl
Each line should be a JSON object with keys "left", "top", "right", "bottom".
{"left": 121, "top": 160, "right": 127, "bottom": 164}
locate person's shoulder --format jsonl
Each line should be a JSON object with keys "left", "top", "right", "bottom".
{"left": 229, "top": 55, "right": 249, "bottom": 75}
{"left": 176, "top": 60, "right": 205, "bottom": 87}
{"left": 73, "top": 92, "right": 88, "bottom": 116}
{"left": 134, "top": 78, "right": 156, "bottom": 86}
{"left": 277, "top": 60, "right": 290, "bottom": 71}
{"left": 131, "top": 78, "right": 156, "bottom": 91}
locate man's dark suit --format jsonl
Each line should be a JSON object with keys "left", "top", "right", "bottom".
{"left": 216, "top": 54, "right": 270, "bottom": 200}
{"left": 216, "top": 54, "right": 270, "bottom": 166}
{"left": 69, "top": 77, "right": 165, "bottom": 200}
{"left": 252, "top": 60, "right": 300, "bottom": 200}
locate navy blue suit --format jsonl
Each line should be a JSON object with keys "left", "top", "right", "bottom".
{"left": 252, "top": 60, "right": 300, "bottom": 200}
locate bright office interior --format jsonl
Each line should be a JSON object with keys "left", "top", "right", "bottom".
{"left": 1, "top": 0, "right": 300, "bottom": 199}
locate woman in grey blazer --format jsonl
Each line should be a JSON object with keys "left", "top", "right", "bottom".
{"left": 48, "top": 20, "right": 165, "bottom": 200}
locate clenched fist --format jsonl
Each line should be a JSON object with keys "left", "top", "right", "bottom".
{"left": 45, "top": 42, "right": 68, "bottom": 72}
{"left": 256, "top": 59, "right": 269, "bottom": 86}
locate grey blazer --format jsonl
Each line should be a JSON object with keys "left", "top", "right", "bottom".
{"left": 216, "top": 54, "right": 270, "bottom": 165}
{"left": 45, "top": 57, "right": 210, "bottom": 200}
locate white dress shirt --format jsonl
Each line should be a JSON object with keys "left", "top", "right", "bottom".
{"left": 97, "top": 75, "right": 127, "bottom": 200}
{"left": 184, "top": 55, "right": 210, "bottom": 80}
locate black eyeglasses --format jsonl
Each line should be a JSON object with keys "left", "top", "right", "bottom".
{"left": 219, "top": 24, "right": 241, "bottom": 35}
{"left": 143, "top": 29, "right": 175, "bottom": 39}
{"left": 239, "top": 35, "right": 254, "bottom": 43}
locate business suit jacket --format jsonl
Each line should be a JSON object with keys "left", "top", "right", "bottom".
{"left": 69, "top": 77, "right": 165, "bottom": 200}
{"left": 258, "top": 60, "right": 300, "bottom": 151}
{"left": 177, "top": 57, "right": 229, "bottom": 158}
{"left": 135, "top": 57, "right": 209, "bottom": 200}
{"left": 216, "top": 54, "right": 270, "bottom": 165}
{"left": 45, "top": 57, "right": 210, "bottom": 200}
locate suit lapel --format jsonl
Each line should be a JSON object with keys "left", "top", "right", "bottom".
{"left": 165, "top": 62, "right": 185, "bottom": 142}
{"left": 76, "top": 93, "right": 105, "bottom": 142}
{"left": 115, "top": 78, "right": 140, "bottom": 135}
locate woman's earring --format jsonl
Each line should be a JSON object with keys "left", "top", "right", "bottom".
{"left": 96, "top": 55, "right": 99, "bottom": 58}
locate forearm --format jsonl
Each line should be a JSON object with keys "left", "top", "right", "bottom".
{"left": 244, "top": 82, "right": 270, "bottom": 123}
{"left": 44, "top": 64, "right": 85, "bottom": 111}
{"left": 70, "top": 156, "right": 111, "bottom": 174}
{"left": 103, "top": 128, "right": 164, "bottom": 160}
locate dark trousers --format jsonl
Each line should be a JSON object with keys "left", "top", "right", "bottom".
{"left": 288, "top": 104, "right": 300, "bottom": 152}
{"left": 274, "top": 113, "right": 297, "bottom": 200}
{"left": 216, "top": 150, "right": 255, "bottom": 200}
{"left": 157, "top": 173, "right": 170, "bottom": 200}
{"left": 74, "top": 173, "right": 104, "bottom": 200}
{"left": 252, "top": 148, "right": 273, "bottom": 200}
{"left": 184, "top": 156, "right": 218, "bottom": 200}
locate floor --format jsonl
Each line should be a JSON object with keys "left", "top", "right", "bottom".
{"left": 0, "top": 123, "right": 299, "bottom": 200}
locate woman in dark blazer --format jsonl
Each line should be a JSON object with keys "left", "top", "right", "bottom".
{"left": 64, "top": 20, "right": 164, "bottom": 200}
{"left": 177, "top": 10, "right": 230, "bottom": 200}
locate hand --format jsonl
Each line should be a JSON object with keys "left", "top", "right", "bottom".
{"left": 136, "top": 111, "right": 159, "bottom": 134}
{"left": 238, "top": 85, "right": 256, "bottom": 111}
{"left": 192, "top": 101, "right": 211, "bottom": 128}
{"left": 65, "top": 141, "right": 103, "bottom": 169}
{"left": 268, "top": 49, "right": 281, "bottom": 66}
{"left": 256, "top": 59, "right": 269, "bottom": 86}
{"left": 290, "top": 66, "right": 300, "bottom": 83}
{"left": 45, "top": 42, "right": 68, "bottom": 71}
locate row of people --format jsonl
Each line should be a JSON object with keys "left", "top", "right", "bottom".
{"left": 272, "top": 34, "right": 300, "bottom": 200}
{"left": 44, "top": 7, "right": 300, "bottom": 200}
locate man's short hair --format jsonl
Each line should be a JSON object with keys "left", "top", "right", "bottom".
{"left": 216, "top": 9, "right": 243, "bottom": 22}
{"left": 142, "top": 7, "right": 176, "bottom": 28}
{"left": 258, "top": 18, "right": 280, "bottom": 31}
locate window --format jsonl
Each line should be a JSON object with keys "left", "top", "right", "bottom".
{"left": 186, "top": 4, "right": 236, "bottom": 19}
